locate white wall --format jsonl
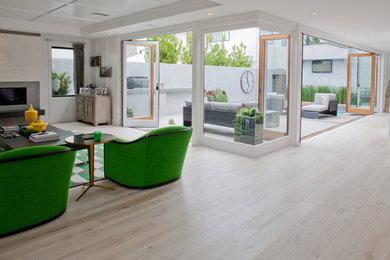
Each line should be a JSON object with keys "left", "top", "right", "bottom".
{"left": 90, "top": 36, "right": 121, "bottom": 125}
{"left": 303, "top": 44, "right": 348, "bottom": 60}
{"left": 205, "top": 65, "right": 257, "bottom": 102}
{"left": 0, "top": 33, "right": 41, "bottom": 82}
{"left": 302, "top": 59, "right": 347, "bottom": 88}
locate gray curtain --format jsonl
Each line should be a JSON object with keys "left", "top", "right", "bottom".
{"left": 73, "top": 43, "right": 84, "bottom": 94}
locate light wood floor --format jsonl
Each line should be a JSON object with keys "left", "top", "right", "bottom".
{"left": 1, "top": 114, "right": 390, "bottom": 259}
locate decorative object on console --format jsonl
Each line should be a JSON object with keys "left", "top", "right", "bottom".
{"left": 90, "top": 56, "right": 101, "bottom": 67}
{"left": 79, "top": 88, "right": 90, "bottom": 94}
{"left": 31, "top": 117, "right": 47, "bottom": 134}
{"left": 25, "top": 104, "right": 38, "bottom": 130}
{"left": 100, "top": 67, "right": 112, "bottom": 77}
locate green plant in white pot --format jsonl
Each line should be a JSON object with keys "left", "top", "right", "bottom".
{"left": 234, "top": 107, "right": 263, "bottom": 145}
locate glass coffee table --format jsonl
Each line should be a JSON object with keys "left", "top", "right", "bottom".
{"left": 65, "top": 133, "right": 116, "bottom": 201}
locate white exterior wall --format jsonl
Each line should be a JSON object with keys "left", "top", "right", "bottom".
{"left": 302, "top": 59, "right": 347, "bottom": 88}
{"left": 125, "top": 62, "right": 258, "bottom": 116}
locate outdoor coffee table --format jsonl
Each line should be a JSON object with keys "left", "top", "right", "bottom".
{"left": 65, "top": 133, "right": 116, "bottom": 201}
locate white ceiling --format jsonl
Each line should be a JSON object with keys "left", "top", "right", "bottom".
{"left": 0, "top": 0, "right": 389, "bottom": 52}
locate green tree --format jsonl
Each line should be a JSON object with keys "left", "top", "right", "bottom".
{"left": 228, "top": 42, "right": 253, "bottom": 67}
{"left": 52, "top": 71, "right": 72, "bottom": 96}
{"left": 145, "top": 34, "right": 183, "bottom": 64}
{"left": 205, "top": 33, "right": 229, "bottom": 66}
{"left": 181, "top": 32, "right": 193, "bottom": 64}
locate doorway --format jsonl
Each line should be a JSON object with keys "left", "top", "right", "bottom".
{"left": 122, "top": 40, "right": 160, "bottom": 128}
{"left": 259, "top": 34, "right": 290, "bottom": 140}
{"left": 346, "top": 54, "right": 375, "bottom": 115}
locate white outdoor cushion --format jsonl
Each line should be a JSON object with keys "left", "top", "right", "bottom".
{"left": 184, "top": 99, "right": 211, "bottom": 109}
{"left": 210, "top": 102, "right": 242, "bottom": 112}
{"left": 314, "top": 93, "right": 336, "bottom": 106}
{"left": 302, "top": 104, "right": 328, "bottom": 112}
{"left": 184, "top": 99, "right": 192, "bottom": 107}
{"left": 241, "top": 101, "right": 258, "bottom": 109}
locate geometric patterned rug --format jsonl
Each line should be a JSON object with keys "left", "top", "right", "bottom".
{"left": 69, "top": 143, "right": 105, "bottom": 188}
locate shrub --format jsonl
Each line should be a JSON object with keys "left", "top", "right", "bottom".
{"left": 302, "top": 85, "right": 316, "bottom": 102}
{"left": 183, "top": 32, "right": 252, "bottom": 67}
{"left": 205, "top": 88, "right": 228, "bottom": 102}
{"left": 145, "top": 34, "right": 183, "bottom": 64}
{"left": 301, "top": 85, "right": 347, "bottom": 104}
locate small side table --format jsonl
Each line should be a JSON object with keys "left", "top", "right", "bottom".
{"left": 65, "top": 133, "right": 115, "bottom": 201}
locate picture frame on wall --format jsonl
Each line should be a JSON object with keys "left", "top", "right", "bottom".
{"left": 90, "top": 56, "right": 101, "bottom": 67}
{"left": 100, "top": 66, "right": 112, "bottom": 77}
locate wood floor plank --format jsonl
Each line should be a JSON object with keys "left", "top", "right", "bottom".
{"left": 1, "top": 114, "right": 390, "bottom": 259}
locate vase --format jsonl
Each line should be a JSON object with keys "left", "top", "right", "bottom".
{"left": 25, "top": 104, "right": 38, "bottom": 130}
{"left": 32, "top": 117, "right": 47, "bottom": 134}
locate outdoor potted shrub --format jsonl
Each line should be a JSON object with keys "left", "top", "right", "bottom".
{"left": 205, "top": 88, "right": 228, "bottom": 102}
{"left": 234, "top": 107, "right": 263, "bottom": 145}
{"left": 127, "top": 107, "right": 134, "bottom": 118}
{"left": 52, "top": 71, "right": 72, "bottom": 96}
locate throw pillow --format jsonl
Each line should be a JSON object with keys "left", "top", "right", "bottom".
{"left": 322, "top": 96, "right": 328, "bottom": 106}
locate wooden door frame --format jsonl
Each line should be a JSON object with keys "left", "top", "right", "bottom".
{"left": 346, "top": 53, "right": 375, "bottom": 115}
{"left": 374, "top": 55, "right": 379, "bottom": 110}
{"left": 258, "top": 34, "right": 291, "bottom": 135}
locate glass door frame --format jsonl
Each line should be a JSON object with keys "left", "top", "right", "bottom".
{"left": 346, "top": 53, "right": 375, "bottom": 115}
{"left": 258, "top": 34, "right": 291, "bottom": 136}
{"left": 122, "top": 40, "right": 160, "bottom": 127}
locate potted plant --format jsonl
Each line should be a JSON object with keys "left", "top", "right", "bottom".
{"left": 204, "top": 88, "right": 228, "bottom": 102}
{"left": 127, "top": 107, "right": 134, "bottom": 118}
{"left": 234, "top": 107, "right": 263, "bottom": 145}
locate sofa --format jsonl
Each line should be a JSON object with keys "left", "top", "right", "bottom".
{"left": 302, "top": 93, "right": 338, "bottom": 119}
{"left": 183, "top": 94, "right": 285, "bottom": 128}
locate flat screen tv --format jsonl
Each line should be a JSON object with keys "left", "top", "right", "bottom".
{"left": 0, "top": 88, "right": 27, "bottom": 106}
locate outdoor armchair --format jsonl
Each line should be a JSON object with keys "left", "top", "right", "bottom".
{"left": 0, "top": 146, "right": 76, "bottom": 236}
{"left": 104, "top": 126, "right": 192, "bottom": 188}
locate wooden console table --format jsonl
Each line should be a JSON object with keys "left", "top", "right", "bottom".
{"left": 76, "top": 94, "right": 111, "bottom": 126}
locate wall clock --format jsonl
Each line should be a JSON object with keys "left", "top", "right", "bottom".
{"left": 240, "top": 70, "right": 254, "bottom": 94}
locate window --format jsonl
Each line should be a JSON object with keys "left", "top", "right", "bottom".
{"left": 312, "top": 60, "right": 332, "bottom": 73}
{"left": 51, "top": 47, "right": 75, "bottom": 97}
{"left": 211, "top": 31, "right": 230, "bottom": 42}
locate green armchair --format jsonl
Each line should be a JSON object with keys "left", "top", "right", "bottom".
{"left": 0, "top": 146, "right": 76, "bottom": 236}
{"left": 104, "top": 126, "right": 192, "bottom": 188}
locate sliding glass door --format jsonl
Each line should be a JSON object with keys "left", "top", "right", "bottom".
{"left": 122, "top": 40, "right": 160, "bottom": 127}
{"left": 259, "top": 34, "right": 290, "bottom": 139}
{"left": 346, "top": 53, "right": 374, "bottom": 115}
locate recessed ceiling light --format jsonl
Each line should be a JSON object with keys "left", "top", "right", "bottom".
{"left": 348, "top": 27, "right": 353, "bottom": 31}
{"left": 207, "top": 12, "right": 213, "bottom": 16}
{"left": 107, "top": 32, "right": 112, "bottom": 35}
{"left": 311, "top": 11, "right": 319, "bottom": 15}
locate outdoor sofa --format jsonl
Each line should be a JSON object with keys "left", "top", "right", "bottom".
{"left": 183, "top": 92, "right": 286, "bottom": 128}
{"left": 301, "top": 93, "right": 338, "bottom": 119}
